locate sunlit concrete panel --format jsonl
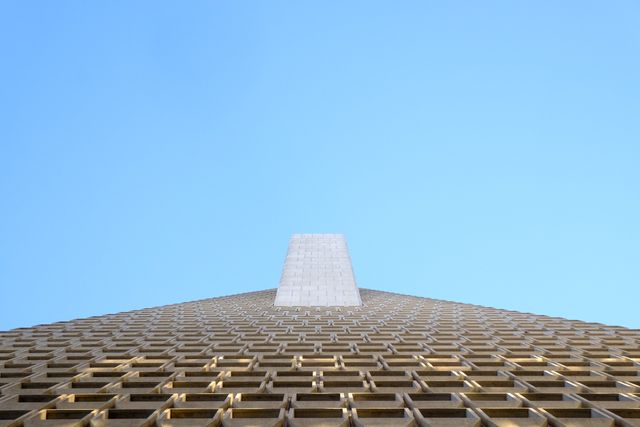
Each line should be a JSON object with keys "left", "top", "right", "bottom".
{"left": 274, "top": 233, "right": 362, "bottom": 306}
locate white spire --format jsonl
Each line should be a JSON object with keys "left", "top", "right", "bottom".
{"left": 274, "top": 234, "right": 362, "bottom": 306}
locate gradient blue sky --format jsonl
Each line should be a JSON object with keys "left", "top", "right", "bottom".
{"left": 1, "top": 1, "right": 639, "bottom": 330}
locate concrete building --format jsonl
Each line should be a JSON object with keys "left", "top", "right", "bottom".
{"left": 0, "top": 235, "right": 639, "bottom": 426}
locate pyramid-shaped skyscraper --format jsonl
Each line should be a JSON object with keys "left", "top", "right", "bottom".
{"left": 1, "top": 234, "right": 639, "bottom": 426}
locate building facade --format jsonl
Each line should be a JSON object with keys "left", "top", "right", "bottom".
{"left": 1, "top": 236, "right": 639, "bottom": 426}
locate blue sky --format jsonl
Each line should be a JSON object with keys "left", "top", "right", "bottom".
{"left": 1, "top": 1, "right": 639, "bottom": 330}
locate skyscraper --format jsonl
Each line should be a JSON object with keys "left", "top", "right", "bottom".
{"left": 1, "top": 235, "right": 639, "bottom": 426}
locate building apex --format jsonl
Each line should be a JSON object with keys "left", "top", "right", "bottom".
{"left": 274, "top": 233, "right": 362, "bottom": 306}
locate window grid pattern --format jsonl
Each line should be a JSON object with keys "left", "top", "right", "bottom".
{"left": 1, "top": 289, "right": 639, "bottom": 426}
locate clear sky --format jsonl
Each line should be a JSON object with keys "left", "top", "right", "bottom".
{"left": 1, "top": 1, "right": 639, "bottom": 330}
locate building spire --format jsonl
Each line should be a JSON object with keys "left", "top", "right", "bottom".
{"left": 274, "top": 234, "right": 362, "bottom": 306}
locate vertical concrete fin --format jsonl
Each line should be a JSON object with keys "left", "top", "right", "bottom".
{"left": 274, "top": 234, "right": 362, "bottom": 306}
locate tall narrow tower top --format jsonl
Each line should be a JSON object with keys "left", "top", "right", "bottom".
{"left": 274, "top": 234, "right": 362, "bottom": 306}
